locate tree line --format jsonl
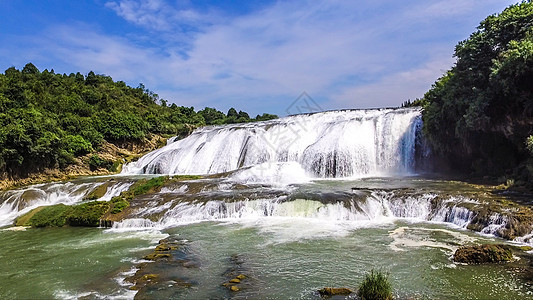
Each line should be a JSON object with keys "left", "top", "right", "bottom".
{"left": 0, "top": 64, "right": 277, "bottom": 177}
{"left": 411, "top": 1, "right": 533, "bottom": 186}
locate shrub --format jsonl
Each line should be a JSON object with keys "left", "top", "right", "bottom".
{"left": 64, "top": 134, "right": 93, "bottom": 155}
{"left": 358, "top": 269, "right": 393, "bottom": 300}
{"left": 88, "top": 154, "right": 115, "bottom": 171}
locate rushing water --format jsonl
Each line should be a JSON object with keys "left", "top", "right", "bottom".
{"left": 1, "top": 108, "right": 533, "bottom": 299}
{"left": 122, "top": 108, "right": 425, "bottom": 177}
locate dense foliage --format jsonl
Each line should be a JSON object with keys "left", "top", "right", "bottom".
{"left": 0, "top": 64, "right": 277, "bottom": 177}
{"left": 421, "top": 1, "right": 533, "bottom": 182}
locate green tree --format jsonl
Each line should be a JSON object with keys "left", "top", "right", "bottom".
{"left": 422, "top": 1, "right": 533, "bottom": 177}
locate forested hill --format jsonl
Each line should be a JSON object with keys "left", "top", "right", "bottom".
{"left": 0, "top": 63, "right": 277, "bottom": 179}
{"left": 419, "top": 2, "right": 533, "bottom": 188}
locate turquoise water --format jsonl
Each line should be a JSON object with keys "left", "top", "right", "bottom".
{"left": 0, "top": 227, "right": 166, "bottom": 299}
{"left": 1, "top": 220, "right": 532, "bottom": 299}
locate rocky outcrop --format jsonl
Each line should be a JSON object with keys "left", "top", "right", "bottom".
{"left": 453, "top": 244, "right": 514, "bottom": 264}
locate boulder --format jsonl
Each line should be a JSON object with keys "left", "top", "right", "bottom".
{"left": 454, "top": 244, "right": 513, "bottom": 264}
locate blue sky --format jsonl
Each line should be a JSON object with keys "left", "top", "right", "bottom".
{"left": 0, "top": 0, "right": 519, "bottom": 116}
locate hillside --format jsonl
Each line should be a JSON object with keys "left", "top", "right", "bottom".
{"left": 0, "top": 64, "right": 277, "bottom": 187}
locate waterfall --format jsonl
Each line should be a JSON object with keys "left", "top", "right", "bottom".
{"left": 112, "top": 191, "right": 479, "bottom": 232}
{"left": 122, "top": 108, "right": 425, "bottom": 178}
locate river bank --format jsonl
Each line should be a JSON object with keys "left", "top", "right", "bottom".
{"left": 0, "top": 134, "right": 167, "bottom": 191}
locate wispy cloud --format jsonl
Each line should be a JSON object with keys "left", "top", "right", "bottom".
{"left": 105, "top": 0, "right": 206, "bottom": 31}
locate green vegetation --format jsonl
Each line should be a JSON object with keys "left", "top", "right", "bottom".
{"left": 132, "top": 176, "right": 167, "bottom": 195}
{"left": 110, "top": 196, "right": 129, "bottom": 214}
{"left": 88, "top": 154, "right": 118, "bottom": 171}
{"left": 15, "top": 171, "right": 206, "bottom": 227}
{"left": 24, "top": 204, "right": 71, "bottom": 227}
{"left": 0, "top": 65, "right": 278, "bottom": 179}
{"left": 18, "top": 201, "right": 110, "bottom": 227}
{"left": 108, "top": 175, "right": 177, "bottom": 214}
{"left": 67, "top": 201, "right": 110, "bottom": 226}
{"left": 420, "top": 2, "right": 533, "bottom": 186}
{"left": 357, "top": 269, "right": 393, "bottom": 300}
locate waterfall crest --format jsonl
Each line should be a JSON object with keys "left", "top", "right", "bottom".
{"left": 122, "top": 108, "right": 424, "bottom": 178}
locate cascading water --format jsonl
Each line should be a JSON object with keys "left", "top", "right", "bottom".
{"left": 122, "top": 108, "right": 425, "bottom": 178}
{"left": 111, "top": 189, "right": 482, "bottom": 235}
{"left": 0, "top": 179, "right": 134, "bottom": 227}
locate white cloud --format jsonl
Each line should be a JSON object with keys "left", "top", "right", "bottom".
{"left": 5, "top": 0, "right": 521, "bottom": 115}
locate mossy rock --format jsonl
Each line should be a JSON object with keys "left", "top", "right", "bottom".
{"left": 230, "top": 285, "right": 240, "bottom": 292}
{"left": 84, "top": 182, "right": 111, "bottom": 200}
{"left": 171, "top": 175, "right": 203, "bottom": 181}
{"left": 140, "top": 274, "right": 159, "bottom": 281}
{"left": 454, "top": 244, "right": 514, "bottom": 264}
{"left": 17, "top": 201, "right": 110, "bottom": 228}
{"left": 24, "top": 204, "right": 71, "bottom": 227}
{"left": 110, "top": 196, "right": 129, "bottom": 214}
{"left": 143, "top": 252, "right": 172, "bottom": 261}
{"left": 15, "top": 206, "right": 45, "bottom": 226}
{"left": 131, "top": 176, "right": 168, "bottom": 196}
{"left": 155, "top": 243, "right": 179, "bottom": 251}
{"left": 67, "top": 201, "right": 110, "bottom": 226}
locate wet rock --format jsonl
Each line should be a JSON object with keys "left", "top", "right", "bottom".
{"left": 140, "top": 274, "right": 159, "bottom": 281}
{"left": 143, "top": 253, "right": 171, "bottom": 260}
{"left": 173, "top": 279, "right": 193, "bottom": 288}
{"left": 84, "top": 182, "right": 112, "bottom": 200}
{"left": 230, "top": 285, "right": 240, "bottom": 292}
{"left": 155, "top": 243, "right": 179, "bottom": 251}
{"left": 318, "top": 287, "right": 353, "bottom": 296}
{"left": 126, "top": 237, "right": 198, "bottom": 297}
{"left": 454, "top": 244, "right": 513, "bottom": 264}
{"left": 221, "top": 254, "right": 254, "bottom": 293}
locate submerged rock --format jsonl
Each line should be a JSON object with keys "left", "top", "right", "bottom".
{"left": 127, "top": 238, "right": 197, "bottom": 297}
{"left": 453, "top": 244, "right": 513, "bottom": 264}
{"left": 230, "top": 285, "right": 240, "bottom": 292}
{"left": 318, "top": 287, "right": 353, "bottom": 296}
{"left": 221, "top": 254, "right": 252, "bottom": 294}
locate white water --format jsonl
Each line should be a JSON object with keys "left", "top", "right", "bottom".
{"left": 122, "top": 108, "right": 424, "bottom": 179}
{"left": 111, "top": 191, "right": 496, "bottom": 240}
{"left": 0, "top": 180, "right": 133, "bottom": 227}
